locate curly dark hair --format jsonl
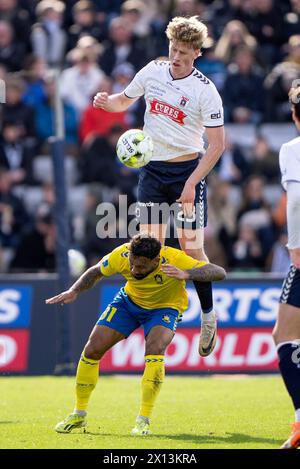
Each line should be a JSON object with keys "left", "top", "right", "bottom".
{"left": 130, "top": 233, "right": 161, "bottom": 259}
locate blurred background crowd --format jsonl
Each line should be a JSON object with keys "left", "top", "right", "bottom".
{"left": 0, "top": 0, "right": 299, "bottom": 274}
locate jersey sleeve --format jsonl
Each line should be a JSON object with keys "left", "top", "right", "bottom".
{"left": 279, "top": 143, "right": 300, "bottom": 190}
{"left": 172, "top": 250, "right": 207, "bottom": 270}
{"left": 200, "top": 83, "right": 224, "bottom": 128}
{"left": 123, "top": 61, "right": 153, "bottom": 99}
{"left": 98, "top": 245, "right": 126, "bottom": 276}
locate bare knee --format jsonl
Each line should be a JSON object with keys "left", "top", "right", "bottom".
{"left": 84, "top": 340, "right": 106, "bottom": 361}
{"left": 145, "top": 338, "right": 168, "bottom": 356}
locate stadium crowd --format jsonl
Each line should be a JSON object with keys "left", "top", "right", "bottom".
{"left": 0, "top": 0, "right": 299, "bottom": 274}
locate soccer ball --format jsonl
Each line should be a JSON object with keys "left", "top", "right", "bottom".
{"left": 116, "top": 129, "right": 153, "bottom": 168}
{"left": 68, "top": 249, "right": 87, "bottom": 277}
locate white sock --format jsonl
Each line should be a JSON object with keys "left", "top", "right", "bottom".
{"left": 73, "top": 409, "right": 87, "bottom": 417}
{"left": 201, "top": 310, "right": 216, "bottom": 322}
{"left": 296, "top": 409, "right": 300, "bottom": 422}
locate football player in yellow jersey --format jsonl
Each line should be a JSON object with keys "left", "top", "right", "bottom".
{"left": 46, "top": 234, "right": 225, "bottom": 436}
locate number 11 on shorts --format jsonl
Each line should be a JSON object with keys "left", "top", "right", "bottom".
{"left": 100, "top": 306, "right": 117, "bottom": 322}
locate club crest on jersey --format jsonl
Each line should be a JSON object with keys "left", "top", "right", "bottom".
{"left": 154, "top": 274, "right": 163, "bottom": 284}
{"left": 149, "top": 99, "right": 187, "bottom": 125}
{"left": 179, "top": 96, "right": 189, "bottom": 107}
{"left": 162, "top": 315, "right": 171, "bottom": 324}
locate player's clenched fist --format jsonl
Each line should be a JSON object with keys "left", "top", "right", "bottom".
{"left": 93, "top": 91, "right": 109, "bottom": 109}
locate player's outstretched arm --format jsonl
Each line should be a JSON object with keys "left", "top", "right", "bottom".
{"left": 45, "top": 264, "right": 104, "bottom": 305}
{"left": 93, "top": 91, "right": 138, "bottom": 112}
{"left": 161, "top": 263, "right": 226, "bottom": 282}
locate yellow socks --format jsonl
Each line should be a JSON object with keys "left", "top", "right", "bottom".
{"left": 139, "top": 355, "right": 165, "bottom": 419}
{"left": 75, "top": 353, "right": 100, "bottom": 412}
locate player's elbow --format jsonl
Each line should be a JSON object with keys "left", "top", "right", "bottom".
{"left": 213, "top": 266, "right": 226, "bottom": 281}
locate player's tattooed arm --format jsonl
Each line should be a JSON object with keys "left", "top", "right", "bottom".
{"left": 70, "top": 265, "right": 104, "bottom": 294}
{"left": 161, "top": 263, "right": 226, "bottom": 281}
{"left": 45, "top": 265, "right": 104, "bottom": 305}
{"left": 187, "top": 264, "right": 226, "bottom": 282}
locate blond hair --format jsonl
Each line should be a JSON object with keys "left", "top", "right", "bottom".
{"left": 165, "top": 16, "right": 208, "bottom": 50}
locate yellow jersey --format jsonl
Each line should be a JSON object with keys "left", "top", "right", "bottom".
{"left": 99, "top": 243, "right": 206, "bottom": 314}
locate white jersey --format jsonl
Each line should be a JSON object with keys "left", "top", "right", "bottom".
{"left": 279, "top": 135, "right": 300, "bottom": 250}
{"left": 124, "top": 60, "right": 224, "bottom": 161}
{"left": 279, "top": 136, "right": 300, "bottom": 190}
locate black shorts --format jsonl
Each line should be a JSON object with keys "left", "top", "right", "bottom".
{"left": 136, "top": 158, "right": 207, "bottom": 230}
{"left": 279, "top": 265, "right": 300, "bottom": 307}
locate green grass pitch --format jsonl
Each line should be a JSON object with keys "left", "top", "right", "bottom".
{"left": 0, "top": 375, "right": 293, "bottom": 449}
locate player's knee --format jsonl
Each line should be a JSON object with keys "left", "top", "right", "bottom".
{"left": 145, "top": 339, "right": 167, "bottom": 356}
{"left": 83, "top": 341, "right": 104, "bottom": 361}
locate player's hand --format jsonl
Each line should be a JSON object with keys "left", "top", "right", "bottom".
{"left": 290, "top": 248, "right": 300, "bottom": 269}
{"left": 161, "top": 264, "right": 189, "bottom": 280}
{"left": 45, "top": 289, "right": 78, "bottom": 305}
{"left": 176, "top": 182, "right": 195, "bottom": 218}
{"left": 93, "top": 92, "right": 109, "bottom": 109}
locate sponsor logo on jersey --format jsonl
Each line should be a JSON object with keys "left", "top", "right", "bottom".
{"left": 210, "top": 110, "right": 222, "bottom": 120}
{"left": 149, "top": 99, "right": 187, "bottom": 125}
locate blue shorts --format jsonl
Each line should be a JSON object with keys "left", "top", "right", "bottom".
{"left": 97, "top": 288, "right": 181, "bottom": 338}
{"left": 279, "top": 265, "right": 300, "bottom": 307}
{"left": 136, "top": 158, "right": 207, "bottom": 230}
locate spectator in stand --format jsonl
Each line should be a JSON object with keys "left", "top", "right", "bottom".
{"left": 0, "top": 121, "right": 37, "bottom": 185}
{"left": 0, "top": 19, "right": 26, "bottom": 71}
{"left": 244, "top": 0, "right": 284, "bottom": 65}
{"left": 79, "top": 75, "right": 126, "bottom": 144}
{"left": 214, "top": 20, "right": 258, "bottom": 66}
{"left": 99, "top": 16, "right": 149, "bottom": 76}
{"left": 230, "top": 223, "right": 265, "bottom": 270}
{"left": 0, "top": 166, "right": 30, "bottom": 249}
{"left": 268, "top": 227, "right": 290, "bottom": 275}
{"left": 22, "top": 55, "right": 48, "bottom": 108}
{"left": 237, "top": 174, "right": 275, "bottom": 261}
{"left": 35, "top": 71, "right": 78, "bottom": 151}
{"left": 111, "top": 61, "right": 144, "bottom": 127}
{"left": 207, "top": 177, "right": 238, "bottom": 267}
{"left": 272, "top": 191, "right": 287, "bottom": 231}
{"left": 121, "top": 0, "right": 152, "bottom": 39}
{"left": 79, "top": 123, "right": 125, "bottom": 186}
{"left": 3, "top": 76, "right": 36, "bottom": 138}
{"left": 212, "top": 0, "right": 253, "bottom": 38}
{"left": 248, "top": 135, "right": 280, "bottom": 184}
{"left": 0, "top": 0, "right": 31, "bottom": 46}
{"left": 283, "top": 0, "right": 300, "bottom": 40}
{"left": 264, "top": 35, "right": 300, "bottom": 122}
{"left": 75, "top": 35, "right": 103, "bottom": 62}
{"left": 172, "top": 0, "right": 205, "bottom": 17}
{"left": 10, "top": 206, "right": 56, "bottom": 272}
{"left": 194, "top": 39, "right": 227, "bottom": 91}
{"left": 222, "top": 45, "right": 264, "bottom": 124}
{"left": 215, "top": 135, "right": 249, "bottom": 185}
{"left": 67, "top": 0, "right": 107, "bottom": 52}
{"left": 31, "top": 0, "right": 66, "bottom": 68}
{"left": 60, "top": 47, "right": 106, "bottom": 116}
{"left": 80, "top": 184, "right": 121, "bottom": 266}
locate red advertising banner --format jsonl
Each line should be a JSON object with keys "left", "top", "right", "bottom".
{"left": 100, "top": 328, "right": 278, "bottom": 373}
{"left": 0, "top": 330, "right": 29, "bottom": 372}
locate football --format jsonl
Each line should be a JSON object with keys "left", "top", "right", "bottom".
{"left": 116, "top": 129, "right": 153, "bottom": 168}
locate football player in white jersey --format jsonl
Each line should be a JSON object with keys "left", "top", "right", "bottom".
{"left": 272, "top": 85, "right": 300, "bottom": 449}
{"left": 93, "top": 16, "right": 225, "bottom": 357}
